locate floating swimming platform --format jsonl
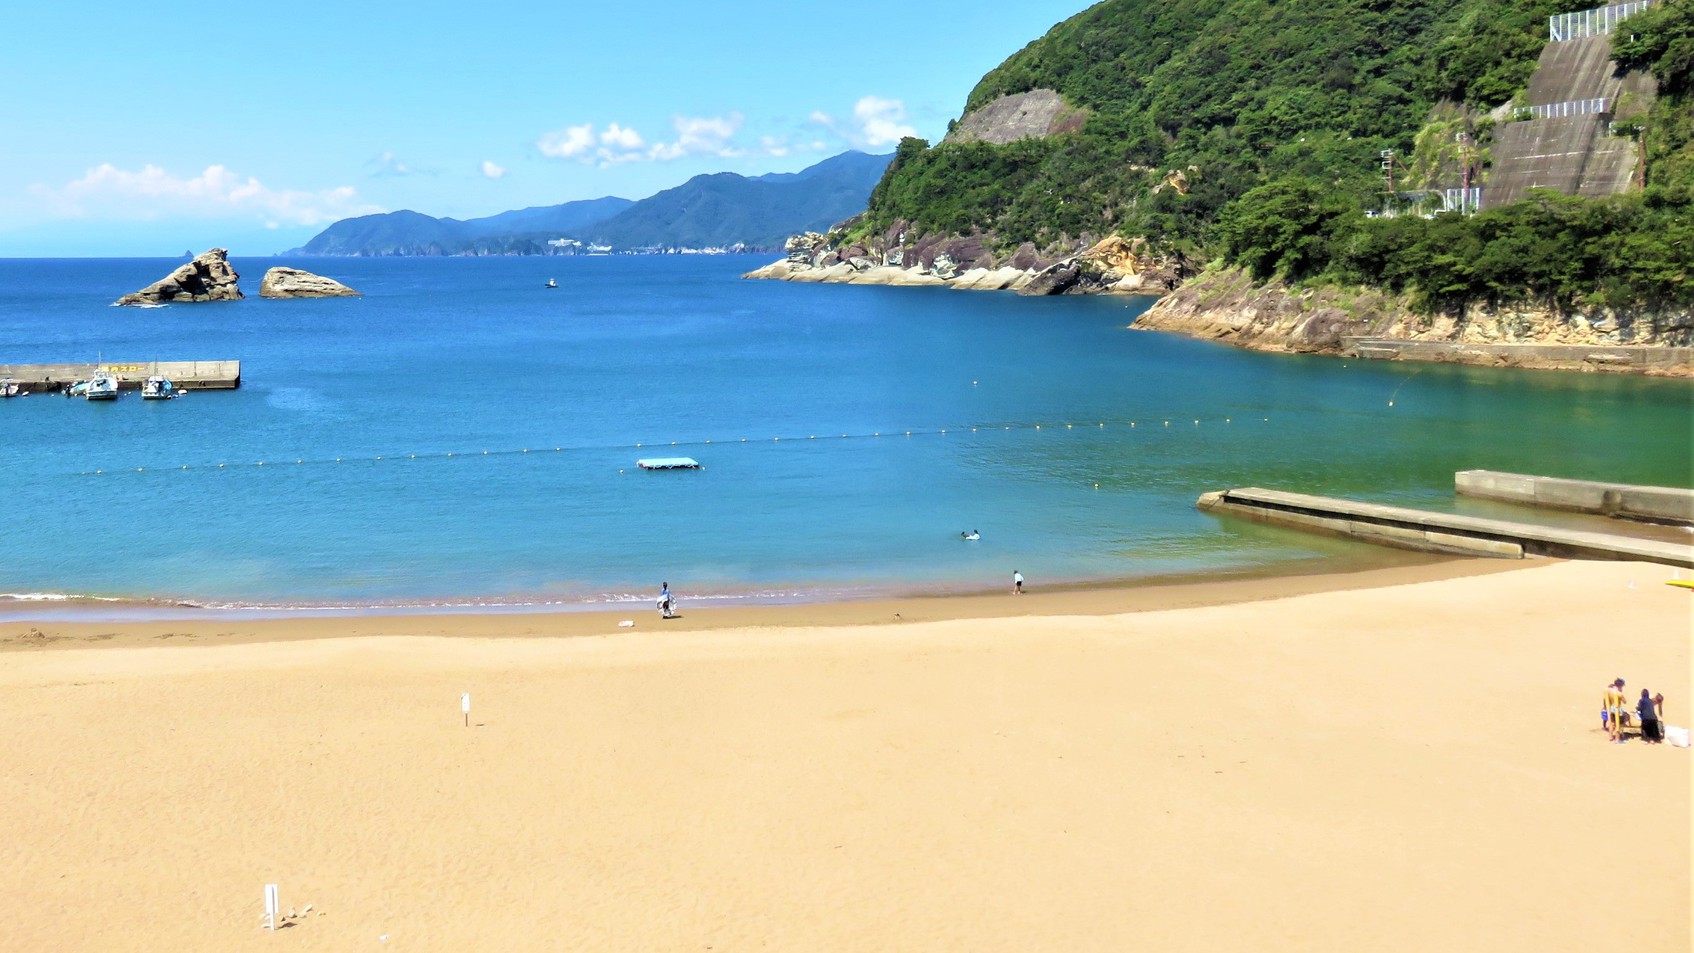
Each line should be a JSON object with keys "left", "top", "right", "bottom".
{"left": 636, "top": 457, "right": 701, "bottom": 470}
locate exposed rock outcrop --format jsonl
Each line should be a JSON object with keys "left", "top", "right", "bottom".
{"left": 259, "top": 267, "right": 360, "bottom": 299}
{"left": 1020, "top": 236, "right": 1184, "bottom": 295}
{"left": 1136, "top": 266, "right": 1694, "bottom": 376}
{"left": 114, "top": 248, "right": 242, "bottom": 306}
{"left": 943, "top": 90, "right": 1088, "bottom": 145}
{"left": 745, "top": 226, "right": 1182, "bottom": 297}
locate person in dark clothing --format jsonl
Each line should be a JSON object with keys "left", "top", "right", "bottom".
{"left": 1637, "top": 688, "right": 1663, "bottom": 744}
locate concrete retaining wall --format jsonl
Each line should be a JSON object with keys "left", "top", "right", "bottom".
{"left": 1481, "top": 35, "right": 1656, "bottom": 209}
{"left": 1343, "top": 339, "right": 1694, "bottom": 373}
{"left": 1456, "top": 470, "right": 1694, "bottom": 524}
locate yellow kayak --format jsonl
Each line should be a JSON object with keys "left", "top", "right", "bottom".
{"left": 1668, "top": 580, "right": 1694, "bottom": 591}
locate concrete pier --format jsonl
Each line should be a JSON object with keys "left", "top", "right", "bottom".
{"left": 1456, "top": 470, "right": 1694, "bottom": 525}
{"left": 1197, "top": 487, "right": 1694, "bottom": 568}
{"left": 0, "top": 360, "right": 240, "bottom": 393}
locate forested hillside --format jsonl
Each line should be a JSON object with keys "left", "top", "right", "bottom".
{"left": 856, "top": 0, "right": 1692, "bottom": 313}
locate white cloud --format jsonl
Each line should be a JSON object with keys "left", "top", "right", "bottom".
{"left": 537, "top": 114, "right": 755, "bottom": 166}
{"left": 760, "top": 136, "right": 790, "bottom": 158}
{"left": 807, "top": 97, "right": 918, "bottom": 149}
{"left": 29, "top": 163, "right": 381, "bottom": 226}
{"left": 536, "top": 123, "right": 596, "bottom": 158}
{"left": 599, "top": 124, "right": 645, "bottom": 151}
{"left": 655, "top": 114, "right": 744, "bottom": 160}
{"left": 481, "top": 160, "right": 506, "bottom": 179}
{"left": 853, "top": 96, "right": 917, "bottom": 147}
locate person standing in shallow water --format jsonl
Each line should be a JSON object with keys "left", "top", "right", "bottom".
{"left": 1012, "top": 570, "right": 1024, "bottom": 595}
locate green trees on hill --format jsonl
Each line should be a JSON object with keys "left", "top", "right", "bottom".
{"left": 1215, "top": 185, "right": 1694, "bottom": 312}
{"left": 864, "top": 0, "right": 1577, "bottom": 250}
{"left": 1611, "top": 1, "right": 1694, "bottom": 186}
{"left": 862, "top": 0, "right": 1692, "bottom": 313}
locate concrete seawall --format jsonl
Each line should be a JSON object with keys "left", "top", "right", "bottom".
{"left": 0, "top": 361, "right": 240, "bottom": 392}
{"left": 1456, "top": 470, "right": 1694, "bottom": 525}
{"left": 1343, "top": 338, "right": 1694, "bottom": 375}
{"left": 1197, "top": 487, "right": 1694, "bottom": 568}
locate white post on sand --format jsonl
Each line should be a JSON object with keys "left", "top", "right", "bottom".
{"left": 462, "top": 692, "right": 471, "bottom": 728}
{"left": 263, "top": 883, "right": 280, "bottom": 931}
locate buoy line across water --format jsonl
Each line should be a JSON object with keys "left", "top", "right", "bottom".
{"left": 71, "top": 415, "right": 1273, "bottom": 477}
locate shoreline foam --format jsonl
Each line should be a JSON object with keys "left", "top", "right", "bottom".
{"left": 0, "top": 547, "right": 1456, "bottom": 627}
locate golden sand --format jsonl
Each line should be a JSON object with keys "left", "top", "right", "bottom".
{"left": 2, "top": 559, "right": 1688, "bottom": 951}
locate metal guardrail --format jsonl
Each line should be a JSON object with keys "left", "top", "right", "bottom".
{"left": 1525, "top": 98, "right": 1612, "bottom": 118}
{"left": 1549, "top": 1, "right": 1653, "bottom": 41}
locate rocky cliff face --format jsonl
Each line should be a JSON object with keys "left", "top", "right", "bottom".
{"left": 744, "top": 226, "right": 1184, "bottom": 296}
{"left": 259, "top": 267, "right": 360, "bottom": 298}
{"left": 1137, "top": 266, "right": 1694, "bottom": 374}
{"left": 114, "top": 248, "right": 242, "bottom": 306}
{"left": 942, "top": 89, "right": 1087, "bottom": 145}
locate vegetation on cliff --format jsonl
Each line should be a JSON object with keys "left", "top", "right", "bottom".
{"left": 1217, "top": 182, "right": 1693, "bottom": 312}
{"left": 1209, "top": 3, "right": 1694, "bottom": 315}
{"left": 858, "top": 0, "right": 1691, "bottom": 315}
{"left": 862, "top": 0, "right": 1577, "bottom": 254}
{"left": 1611, "top": 1, "right": 1694, "bottom": 186}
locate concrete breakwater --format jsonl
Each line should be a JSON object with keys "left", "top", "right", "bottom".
{"left": 0, "top": 361, "right": 240, "bottom": 393}
{"left": 1456, "top": 470, "right": 1694, "bottom": 525}
{"left": 1197, "top": 486, "right": 1694, "bottom": 569}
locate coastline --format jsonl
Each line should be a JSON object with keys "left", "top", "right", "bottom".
{"left": 744, "top": 257, "right": 1694, "bottom": 377}
{"left": 1, "top": 549, "right": 1504, "bottom": 642}
{"left": 3, "top": 556, "right": 1686, "bottom": 951}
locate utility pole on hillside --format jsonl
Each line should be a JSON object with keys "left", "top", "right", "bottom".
{"left": 1455, "top": 133, "right": 1474, "bottom": 192}
{"left": 1379, "top": 149, "right": 1397, "bottom": 194}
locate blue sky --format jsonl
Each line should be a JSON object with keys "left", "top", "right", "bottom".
{"left": 0, "top": 1, "right": 1092, "bottom": 256}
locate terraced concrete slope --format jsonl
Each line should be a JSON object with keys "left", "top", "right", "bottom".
{"left": 1483, "top": 33, "right": 1657, "bottom": 207}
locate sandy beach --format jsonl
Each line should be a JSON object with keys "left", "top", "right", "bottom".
{"left": 2, "top": 558, "right": 1688, "bottom": 952}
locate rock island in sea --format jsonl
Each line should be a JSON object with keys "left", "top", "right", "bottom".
{"left": 113, "top": 248, "right": 243, "bottom": 306}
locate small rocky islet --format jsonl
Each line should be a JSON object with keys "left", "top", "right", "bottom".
{"left": 113, "top": 249, "right": 358, "bottom": 306}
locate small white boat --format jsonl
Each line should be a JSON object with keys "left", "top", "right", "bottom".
{"left": 0, "top": 378, "right": 19, "bottom": 398}
{"left": 141, "top": 376, "right": 176, "bottom": 400}
{"left": 84, "top": 370, "right": 120, "bottom": 401}
{"left": 544, "top": 278, "right": 558, "bottom": 289}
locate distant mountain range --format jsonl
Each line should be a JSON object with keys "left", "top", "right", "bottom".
{"left": 290, "top": 151, "right": 891, "bottom": 256}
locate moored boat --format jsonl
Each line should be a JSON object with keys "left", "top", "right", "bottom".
{"left": 0, "top": 378, "right": 19, "bottom": 398}
{"left": 141, "top": 376, "right": 176, "bottom": 400}
{"left": 84, "top": 370, "right": 120, "bottom": 401}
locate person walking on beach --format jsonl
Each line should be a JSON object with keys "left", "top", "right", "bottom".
{"left": 1012, "top": 570, "right": 1024, "bottom": 595}
{"left": 658, "top": 581, "right": 674, "bottom": 619}
{"left": 1638, "top": 689, "right": 1663, "bottom": 744}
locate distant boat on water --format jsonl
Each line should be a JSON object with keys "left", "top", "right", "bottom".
{"left": 141, "top": 376, "right": 176, "bottom": 400}
{"left": 545, "top": 278, "right": 558, "bottom": 288}
{"left": 1, "top": 378, "right": 19, "bottom": 399}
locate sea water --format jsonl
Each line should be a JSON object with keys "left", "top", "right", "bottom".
{"left": 1, "top": 255, "right": 1689, "bottom": 612}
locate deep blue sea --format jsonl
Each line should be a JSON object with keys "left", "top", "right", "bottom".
{"left": 2, "top": 255, "right": 1690, "bottom": 614}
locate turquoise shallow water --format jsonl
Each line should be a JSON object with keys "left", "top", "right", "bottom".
{"left": 2, "top": 255, "right": 1690, "bottom": 612}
